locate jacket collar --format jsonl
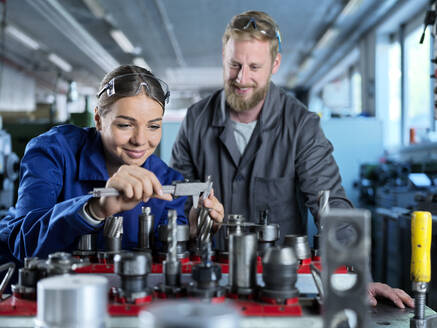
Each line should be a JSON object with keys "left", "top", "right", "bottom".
{"left": 78, "top": 128, "right": 109, "bottom": 181}
{"left": 212, "top": 82, "right": 281, "bottom": 131}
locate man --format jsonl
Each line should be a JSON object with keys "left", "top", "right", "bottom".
{"left": 170, "top": 10, "right": 413, "bottom": 308}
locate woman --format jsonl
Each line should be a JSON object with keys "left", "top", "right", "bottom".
{"left": 0, "top": 65, "right": 224, "bottom": 263}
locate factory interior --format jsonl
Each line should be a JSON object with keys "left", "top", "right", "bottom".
{"left": 0, "top": 0, "right": 436, "bottom": 327}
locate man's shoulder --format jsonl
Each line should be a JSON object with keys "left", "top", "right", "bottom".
{"left": 187, "top": 89, "right": 222, "bottom": 116}
{"left": 275, "top": 89, "right": 319, "bottom": 123}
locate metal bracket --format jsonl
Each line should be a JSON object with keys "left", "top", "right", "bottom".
{"left": 321, "top": 208, "right": 371, "bottom": 328}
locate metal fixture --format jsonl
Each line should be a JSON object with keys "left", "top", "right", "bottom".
{"left": 139, "top": 301, "right": 241, "bottom": 328}
{"left": 34, "top": 274, "right": 108, "bottom": 328}
{"left": 257, "top": 209, "right": 279, "bottom": 256}
{"left": 260, "top": 246, "right": 299, "bottom": 303}
{"left": 283, "top": 235, "right": 311, "bottom": 260}
{"left": 137, "top": 207, "right": 154, "bottom": 251}
{"left": 229, "top": 232, "right": 257, "bottom": 296}
{"left": 188, "top": 242, "right": 225, "bottom": 298}
{"left": 321, "top": 208, "right": 370, "bottom": 328}
{"left": 103, "top": 216, "right": 123, "bottom": 252}
{"left": 113, "top": 252, "right": 152, "bottom": 303}
{"left": 158, "top": 222, "right": 189, "bottom": 259}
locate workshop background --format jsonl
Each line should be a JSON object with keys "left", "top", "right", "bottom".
{"left": 0, "top": 0, "right": 436, "bottom": 307}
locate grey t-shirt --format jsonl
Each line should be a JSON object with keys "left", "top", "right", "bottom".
{"left": 231, "top": 119, "right": 258, "bottom": 155}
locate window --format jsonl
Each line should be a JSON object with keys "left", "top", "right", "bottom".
{"left": 387, "top": 39, "right": 402, "bottom": 148}
{"left": 404, "top": 25, "right": 431, "bottom": 144}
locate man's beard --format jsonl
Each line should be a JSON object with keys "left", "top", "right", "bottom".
{"left": 224, "top": 80, "right": 270, "bottom": 112}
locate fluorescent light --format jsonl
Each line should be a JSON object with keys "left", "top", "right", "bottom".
{"left": 313, "top": 28, "right": 339, "bottom": 52}
{"left": 5, "top": 25, "right": 40, "bottom": 50}
{"left": 133, "top": 57, "right": 151, "bottom": 71}
{"left": 82, "top": 0, "right": 105, "bottom": 18}
{"left": 300, "top": 57, "right": 315, "bottom": 71}
{"left": 110, "top": 29, "right": 136, "bottom": 54}
{"left": 339, "top": 0, "right": 364, "bottom": 19}
{"left": 48, "top": 53, "right": 72, "bottom": 72}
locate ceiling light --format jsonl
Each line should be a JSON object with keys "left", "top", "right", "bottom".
{"left": 5, "top": 25, "right": 40, "bottom": 50}
{"left": 339, "top": 0, "right": 364, "bottom": 19}
{"left": 48, "top": 53, "right": 72, "bottom": 72}
{"left": 133, "top": 57, "right": 151, "bottom": 71}
{"left": 110, "top": 29, "right": 136, "bottom": 54}
{"left": 82, "top": 0, "right": 105, "bottom": 19}
{"left": 313, "top": 28, "right": 339, "bottom": 52}
{"left": 300, "top": 57, "right": 315, "bottom": 72}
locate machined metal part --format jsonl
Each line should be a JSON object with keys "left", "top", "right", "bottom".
{"left": 257, "top": 209, "right": 280, "bottom": 256}
{"left": 188, "top": 242, "right": 225, "bottom": 298}
{"left": 283, "top": 235, "right": 311, "bottom": 260}
{"left": 90, "top": 179, "right": 212, "bottom": 209}
{"left": 139, "top": 301, "right": 241, "bottom": 328}
{"left": 317, "top": 190, "right": 330, "bottom": 230}
{"left": 160, "top": 210, "right": 183, "bottom": 294}
{"left": 309, "top": 263, "right": 324, "bottom": 298}
{"left": 314, "top": 190, "right": 330, "bottom": 258}
{"left": 0, "top": 262, "right": 15, "bottom": 300}
{"left": 34, "top": 274, "right": 108, "bottom": 328}
{"left": 321, "top": 208, "right": 371, "bottom": 328}
{"left": 195, "top": 176, "right": 214, "bottom": 243}
{"left": 260, "top": 246, "right": 299, "bottom": 302}
{"left": 138, "top": 206, "right": 154, "bottom": 250}
{"left": 46, "top": 252, "right": 77, "bottom": 276}
{"left": 113, "top": 252, "right": 152, "bottom": 303}
{"left": 77, "top": 234, "right": 97, "bottom": 251}
{"left": 104, "top": 216, "right": 123, "bottom": 252}
{"left": 11, "top": 257, "right": 46, "bottom": 299}
{"left": 229, "top": 232, "right": 258, "bottom": 295}
{"left": 158, "top": 223, "right": 190, "bottom": 259}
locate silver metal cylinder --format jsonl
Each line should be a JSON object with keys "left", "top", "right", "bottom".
{"left": 283, "top": 234, "right": 311, "bottom": 260}
{"left": 139, "top": 301, "right": 240, "bottom": 328}
{"left": 229, "top": 233, "right": 257, "bottom": 295}
{"left": 138, "top": 207, "right": 154, "bottom": 249}
{"left": 77, "top": 234, "right": 96, "bottom": 251}
{"left": 34, "top": 274, "right": 108, "bottom": 328}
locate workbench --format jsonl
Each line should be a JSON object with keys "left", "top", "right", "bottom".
{"left": 0, "top": 298, "right": 433, "bottom": 327}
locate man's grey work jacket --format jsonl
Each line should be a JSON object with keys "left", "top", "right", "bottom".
{"left": 170, "top": 82, "right": 352, "bottom": 249}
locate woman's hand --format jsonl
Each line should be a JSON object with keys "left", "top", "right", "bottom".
{"left": 189, "top": 189, "right": 224, "bottom": 238}
{"left": 88, "top": 165, "right": 173, "bottom": 219}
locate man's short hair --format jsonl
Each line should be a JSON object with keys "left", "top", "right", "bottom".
{"left": 222, "top": 10, "right": 281, "bottom": 62}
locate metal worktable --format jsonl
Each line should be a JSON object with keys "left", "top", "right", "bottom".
{"left": 0, "top": 299, "right": 433, "bottom": 327}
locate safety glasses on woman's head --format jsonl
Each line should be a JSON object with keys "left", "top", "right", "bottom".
{"left": 230, "top": 15, "right": 282, "bottom": 52}
{"left": 97, "top": 73, "right": 170, "bottom": 107}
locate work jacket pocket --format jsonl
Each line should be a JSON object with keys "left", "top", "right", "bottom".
{"left": 254, "top": 176, "right": 296, "bottom": 223}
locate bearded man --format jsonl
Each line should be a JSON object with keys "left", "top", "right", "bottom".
{"left": 170, "top": 10, "right": 413, "bottom": 309}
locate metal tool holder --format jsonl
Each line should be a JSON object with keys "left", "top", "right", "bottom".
{"left": 157, "top": 210, "right": 185, "bottom": 296}
{"left": 136, "top": 206, "right": 154, "bottom": 251}
{"left": 187, "top": 241, "right": 225, "bottom": 298}
{"left": 321, "top": 208, "right": 371, "bottom": 328}
{"left": 113, "top": 252, "right": 152, "bottom": 304}
{"left": 259, "top": 246, "right": 299, "bottom": 303}
{"left": 228, "top": 232, "right": 258, "bottom": 296}
{"left": 158, "top": 223, "right": 190, "bottom": 260}
{"left": 97, "top": 216, "right": 124, "bottom": 263}
{"left": 256, "top": 209, "right": 279, "bottom": 256}
{"left": 73, "top": 233, "right": 97, "bottom": 258}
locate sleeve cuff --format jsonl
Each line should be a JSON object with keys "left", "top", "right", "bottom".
{"left": 79, "top": 202, "right": 104, "bottom": 226}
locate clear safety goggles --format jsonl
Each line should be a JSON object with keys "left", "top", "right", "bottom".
{"left": 231, "top": 15, "right": 282, "bottom": 52}
{"left": 97, "top": 73, "right": 170, "bottom": 107}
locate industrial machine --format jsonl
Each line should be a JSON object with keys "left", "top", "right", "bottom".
{"left": 0, "top": 184, "right": 430, "bottom": 327}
